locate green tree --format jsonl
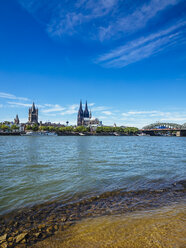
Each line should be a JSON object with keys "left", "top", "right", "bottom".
{"left": 25, "top": 125, "right": 32, "bottom": 130}
{"left": 74, "top": 126, "right": 90, "bottom": 133}
{"left": 11, "top": 125, "right": 19, "bottom": 131}
{"left": 32, "top": 124, "right": 39, "bottom": 131}
{"left": 39, "top": 126, "right": 49, "bottom": 131}
{"left": 0, "top": 124, "right": 9, "bottom": 131}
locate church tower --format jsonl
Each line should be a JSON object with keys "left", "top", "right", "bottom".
{"left": 84, "top": 101, "right": 90, "bottom": 118}
{"left": 28, "top": 102, "right": 38, "bottom": 124}
{"left": 77, "top": 100, "right": 84, "bottom": 126}
{"left": 14, "top": 114, "right": 19, "bottom": 124}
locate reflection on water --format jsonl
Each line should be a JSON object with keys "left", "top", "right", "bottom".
{"left": 34, "top": 203, "right": 186, "bottom": 248}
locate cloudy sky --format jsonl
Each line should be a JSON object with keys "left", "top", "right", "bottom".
{"left": 0, "top": 0, "right": 186, "bottom": 127}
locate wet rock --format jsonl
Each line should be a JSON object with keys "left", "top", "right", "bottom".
{"left": 54, "top": 225, "right": 58, "bottom": 231}
{"left": 38, "top": 224, "right": 46, "bottom": 230}
{"left": 1, "top": 242, "right": 8, "bottom": 248}
{"left": 34, "top": 232, "right": 42, "bottom": 239}
{"left": 0, "top": 233, "right": 7, "bottom": 243}
{"left": 61, "top": 216, "right": 67, "bottom": 222}
{"left": 15, "top": 233, "right": 28, "bottom": 243}
{"left": 8, "top": 236, "right": 13, "bottom": 242}
{"left": 20, "top": 238, "right": 26, "bottom": 244}
{"left": 46, "top": 226, "right": 53, "bottom": 234}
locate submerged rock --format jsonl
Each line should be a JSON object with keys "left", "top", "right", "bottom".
{"left": 15, "top": 233, "right": 28, "bottom": 243}
{"left": 1, "top": 242, "right": 8, "bottom": 248}
{"left": 0, "top": 233, "right": 7, "bottom": 243}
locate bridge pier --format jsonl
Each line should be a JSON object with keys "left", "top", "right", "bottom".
{"left": 176, "top": 130, "right": 186, "bottom": 137}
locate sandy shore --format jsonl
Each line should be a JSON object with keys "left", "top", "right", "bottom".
{"left": 33, "top": 203, "right": 186, "bottom": 248}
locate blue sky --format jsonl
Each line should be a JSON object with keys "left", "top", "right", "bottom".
{"left": 0, "top": 0, "right": 186, "bottom": 127}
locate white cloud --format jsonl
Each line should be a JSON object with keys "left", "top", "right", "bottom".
{"left": 0, "top": 92, "right": 29, "bottom": 101}
{"left": 99, "top": 0, "right": 181, "bottom": 40}
{"left": 122, "top": 110, "right": 169, "bottom": 116}
{"left": 42, "top": 104, "right": 65, "bottom": 113}
{"left": 7, "top": 102, "right": 33, "bottom": 107}
{"left": 18, "top": 0, "right": 181, "bottom": 41}
{"left": 46, "top": 0, "right": 118, "bottom": 37}
{"left": 92, "top": 106, "right": 109, "bottom": 111}
{"left": 102, "top": 111, "right": 112, "bottom": 115}
{"left": 7, "top": 101, "right": 44, "bottom": 108}
{"left": 120, "top": 110, "right": 186, "bottom": 128}
{"left": 96, "top": 21, "right": 186, "bottom": 68}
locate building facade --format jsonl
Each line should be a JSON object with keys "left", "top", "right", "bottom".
{"left": 77, "top": 100, "right": 91, "bottom": 126}
{"left": 77, "top": 100, "right": 102, "bottom": 127}
{"left": 28, "top": 102, "right": 38, "bottom": 124}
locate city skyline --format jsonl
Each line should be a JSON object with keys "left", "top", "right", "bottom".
{"left": 0, "top": 0, "right": 186, "bottom": 127}
{"left": 0, "top": 92, "right": 186, "bottom": 128}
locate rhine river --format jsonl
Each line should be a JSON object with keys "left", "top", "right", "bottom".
{"left": 0, "top": 136, "right": 185, "bottom": 247}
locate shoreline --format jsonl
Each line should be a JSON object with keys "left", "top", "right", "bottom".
{"left": 33, "top": 203, "right": 186, "bottom": 248}
{"left": 0, "top": 132, "right": 179, "bottom": 136}
{"left": 0, "top": 180, "right": 185, "bottom": 247}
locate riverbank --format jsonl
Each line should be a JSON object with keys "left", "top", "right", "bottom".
{"left": 0, "top": 132, "right": 138, "bottom": 136}
{"left": 0, "top": 180, "right": 185, "bottom": 247}
{"left": 34, "top": 203, "right": 186, "bottom": 248}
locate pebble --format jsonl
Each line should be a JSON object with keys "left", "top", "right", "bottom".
{"left": 34, "top": 232, "right": 42, "bottom": 238}
{"left": 0, "top": 234, "right": 7, "bottom": 243}
{"left": 46, "top": 226, "right": 53, "bottom": 234}
{"left": 1, "top": 242, "right": 8, "bottom": 248}
{"left": 15, "top": 233, "right": 28, "bottom": 243}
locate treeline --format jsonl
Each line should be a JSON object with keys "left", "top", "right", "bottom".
{"left": 0, "top": 124, "right": 19, "bottom": 131}
{"left": 96, "top": 126, "right": 139, "bottom": 134}
{"left": 0, "top": 123, "right": 139, "bottom": 134}
{"left": 25, "top": 125, "right": 138, "bottom": 134}
{"left": 26, "top": 125, "right": 90, "bottom": 133}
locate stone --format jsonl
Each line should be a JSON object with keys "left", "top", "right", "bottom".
{"left": 20, "top": 239, "right": 26, "bottom": 244}
{"left": 34, "top": 232, "right": 42, "bottom": 238}
{"left": 46, "top": 226, "right": 53, "bottom": 234}
{"left": 15, "top": 233, "right": 28, "bottom": 243}
{"left": 1, "top": 242, "right": 8, "bottom": 248}
{"left": 8, "top": 236, "right": 13, "bottom": 242}
{"left": 0, "top": 234, "right": 7, "bottom": 243}
{"left": 54, "top": 225, "right": 58, "bottom": 230}
{"left": 38, "top": 224, "right": 46, "bottom": 230}
{"left": 61, "top": 216, "right": 67, "bottom": 222}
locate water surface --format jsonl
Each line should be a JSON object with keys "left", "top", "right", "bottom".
{"left": 0, "top": 136, "right": 185, "bottom": 215}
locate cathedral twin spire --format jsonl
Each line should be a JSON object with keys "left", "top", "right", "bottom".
{"left": 77, "top": 100, "right": 91, "bottom": 126}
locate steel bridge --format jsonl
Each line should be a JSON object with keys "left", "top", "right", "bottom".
{"left": 141, "top": 122, "right": 186, "bottom": 136}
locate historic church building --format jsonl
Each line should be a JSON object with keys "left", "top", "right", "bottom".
{"left": 77, "top": 100, "right": 92, "bottom": 126}
{"left": 28, "top": 102, "right": 38, "bottom": 124}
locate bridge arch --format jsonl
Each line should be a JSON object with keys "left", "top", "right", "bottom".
{"left": 142, "top": 122, "right": 182, "bottom": 130}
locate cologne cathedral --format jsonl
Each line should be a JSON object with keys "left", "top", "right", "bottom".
{"left": 77, "top": 101, "right": 92, "bottom": 126}
{"left": 28, "top": 102, "right": 38, "bottom": 124}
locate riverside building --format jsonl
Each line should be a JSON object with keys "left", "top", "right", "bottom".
{"left": 28, "top": 102, "right": 38, "bottom": 124}
{"left": 77, "top": 100, "right": 102, "bottom": 127}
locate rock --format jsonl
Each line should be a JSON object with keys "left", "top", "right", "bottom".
{"left": 20, "top": 239, "right": 26, "bottom": 244}
{"left": 15, "top": 233, "right": 28, "bottom": 243}
{"left": 34, "top": 232, "right": 42, "bottom": 238}
{"left": 38, "top": 224, "right": 45, "bottom": 230}
{"left": 61, "top": 216, "right": 67, "bottom": 222}
{"left": 0, "top": 234, "right": 7, "bottom": 243}
{"left": 1, "top": 242, "right": 8, "bottom": 248}
{"left": 54, "top": 225, "right": 58, "bottom": 231}
{"left": 46, "top": 226, "right": 53, "bottom": 234}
